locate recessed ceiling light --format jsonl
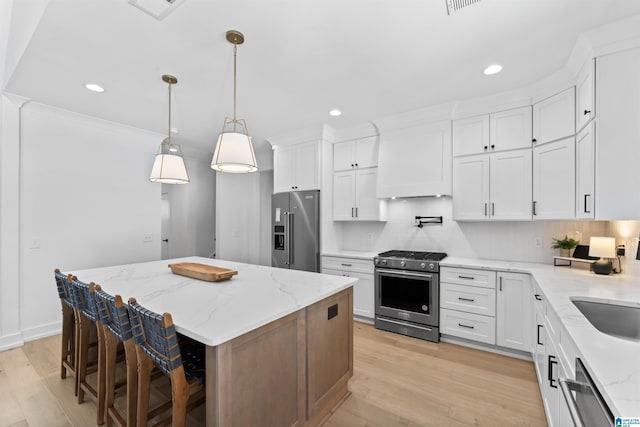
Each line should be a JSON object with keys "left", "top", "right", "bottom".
{"left": 84, "top": 83, "right": 105, "bottom": 93}
{"left": 483, "top": 64, "right": 503, "bottom": 75}
{"left": 329, "top": 109, "right": 342, "bottom": 117}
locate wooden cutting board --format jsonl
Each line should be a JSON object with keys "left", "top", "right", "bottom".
{"left": 168, "top": 262, "right": 238, "bottom": 282}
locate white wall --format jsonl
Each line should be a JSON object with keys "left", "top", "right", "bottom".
{"left": 164, "top": 153, "right": 215, "bottom": 258}
{"left": 18, "top": 102, "right": 162, "bottom": 339}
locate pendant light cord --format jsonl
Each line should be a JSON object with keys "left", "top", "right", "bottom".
{"left": 168, "top": 80, "right": 172, "bottom": 141}
{"left": 233, "top": 41, "right": 237, "bottom": 132}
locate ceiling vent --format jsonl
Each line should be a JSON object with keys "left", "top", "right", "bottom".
{"left": 128, "top": 0, "right": 186, "bottom": 21}
{"left": 445, "top": 0, "right": 482, "bottom": 15}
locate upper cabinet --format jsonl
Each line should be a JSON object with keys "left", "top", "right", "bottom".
{"left": 595, "top": 47, "right": 640, "bottom": 219}
{"left": 489, "top": 106, "right": 533, "bottom": 152}
{"left": 576, "top": 59, "right": 595, "bottom": 132}
{"left": 273, "top": 140, "right": 320, "bottom": 193}
{"left": 532, "top": 87, "right": 575, "bottom": 145}
{"left": 452, "top": 114, "right": 489, "bottom": 157}
{"left": 532, "top": 137, "right": 575, "bottom": 220}
{"left": 333, "top": 136, "right": 378, "bottom": 171}
{"left": 575, "top": 122, "right": 595, "bottom": 219}
{"left": 376, "top": 119, "right": 452, "bottom": 198}
{"left": 453, "top": 106, "right": 532, "bottom": 157}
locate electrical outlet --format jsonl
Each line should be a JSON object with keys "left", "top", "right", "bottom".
{"left": 30, "top": 237, "right": 41, "bottom": 249}
{"left": 143, "top": 233, "right": 153, "bottom": 242}
{"left": 534, "top": 237, "right": 543, "bottom": 248}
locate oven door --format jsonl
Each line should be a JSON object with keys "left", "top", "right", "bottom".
{"left": 375, "top": 268, "right": 438, "bottom": 326}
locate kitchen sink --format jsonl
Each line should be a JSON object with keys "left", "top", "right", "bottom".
{"left": 571, "top": 297, "right": 640, "bottom": 341}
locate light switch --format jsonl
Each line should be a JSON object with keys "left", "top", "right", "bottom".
{"left": 30, "top": 237, "right": 41, "bottom": 249}
{"left": 143, "top": 233, "right": 153, "bottom": 242}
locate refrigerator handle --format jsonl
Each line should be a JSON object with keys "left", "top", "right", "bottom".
{"left": 284, "top": 212, "right": 293, "bottom": 265}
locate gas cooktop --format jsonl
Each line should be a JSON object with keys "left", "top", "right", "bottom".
{"left": 374, "top": 250, "right": 447, "bottom": 272}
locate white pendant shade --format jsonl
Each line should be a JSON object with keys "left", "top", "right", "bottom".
{"left": 211, "top": 131, "right": 258, "bottom": 173}
{"left": 149, "top": 138, "right": 189, "bottom": 184}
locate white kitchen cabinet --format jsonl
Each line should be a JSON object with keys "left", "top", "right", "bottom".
{"left": 321, "top": 256, "right": 374, "bottom": 321}
{"left": 576, "top": 59, "right": 595, "bottom": 132}
{"left": 333, "top": 168, "right": 385, "bottom": 221}
{"left": 489, "top": 106, "right": 532, "bottom": 152}
{"left": 532, "top": 137, "right": 575, "bottom": 219}
{"left": 333, "top": 136, "right": 378, "bottom": 171}
{"left": 452, "top": 114, "right": 490, "bottom": 157}
{"left": 376, "top": 119, "right": 451, "bottom": 198}
{"left": 496, "top": 272, "right": 532, "bottom": 352}
{"left": 595, "top": 47, "right": 640, "bottom": 219}
{"left": 273, "top": 140, "right": 320, "bottom": 193}
{"left": 575, "top": 122, "right": 595, "bottom": 219}
{"left": 453, "top": 149, "right": 532, "bottom": 221}
{"left": 440, "top": 308, "right": 496, "bottom": 345}
{"left": 533, "top": 87, "right": 575, "bottom": 145}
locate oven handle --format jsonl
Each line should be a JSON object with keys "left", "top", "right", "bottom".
{"left": 377, "top": 317, "right": 433, "bottom": 332}
{"left": 375, "top": 268, "right": 433, "bottom": 279}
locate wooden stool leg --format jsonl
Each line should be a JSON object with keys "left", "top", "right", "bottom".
{"left": 77, "top": 313, "right": 90, "bottom": 403}
{"left": 60, "top": 304, "right": 73, "bottom": 379}
{"left": 124, "top": 340, "right": 138, "bottom": 427}
{"left": 104, "top": 332, "right": 118, "bottom": 427}
{"left": 96, "top": 322, "right": 106, "bottom": 425}
{"left": 170, "top": 371, "right": 189, "bottom": 427}
{"left": 136, "top": 350, "right": 154, "bottom": 427}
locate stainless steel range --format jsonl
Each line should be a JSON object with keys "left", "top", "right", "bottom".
{"left": 374, "top": 250, "right": 447, "bottom": 342}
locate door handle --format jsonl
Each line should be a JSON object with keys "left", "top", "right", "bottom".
{"left": 548, "top": 355, "right": 558, "bottom": 388}
{"left": 162, "top": 239, "right": 169, "bottom": 243}
{"left": 584, "top": 194, "right": 591, "bottom": 213}
{"left": 537, "top": 324, "right": 543, "bottom": 345}
{"left": 492, "top": 202, "right": 495, "bottom": 217}
{"left": 532, "top": 201, "right": 537, "bottom": 216}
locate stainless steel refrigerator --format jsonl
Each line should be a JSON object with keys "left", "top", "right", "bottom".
{"left": 272, "top": 190, "right": 320, "bottom": 272}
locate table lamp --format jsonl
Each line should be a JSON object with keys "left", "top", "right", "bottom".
{"left": 589, "top": 237, "right": 616, "bottom": 275}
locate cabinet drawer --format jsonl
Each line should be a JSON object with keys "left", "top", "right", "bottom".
{"left": 440, "top": 309, "right": 496, "bottom": 345}
{"left": 440, "top": 267, "right": 496, "bottom": 289}
{"left": 440, "top": 283, "right": 496, "bottom": 316}
{"left": 322, "top": 256, "right": 373, "bottom": 274}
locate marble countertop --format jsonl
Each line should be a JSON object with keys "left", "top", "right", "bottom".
{"left": 321, "top": 251, "right": 378, "bottom": 260}
{"left": 442, "top": 257, "right": 640, "bottom": 417}
{"left": 69, "top": 256, "right": 357, "bottom": 347}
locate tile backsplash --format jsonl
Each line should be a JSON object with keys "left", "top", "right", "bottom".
{"left": 330, "top": 197, "right": 640, "bottom": 268}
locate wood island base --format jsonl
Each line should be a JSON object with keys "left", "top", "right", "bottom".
{"left": 205, "top": 287, "right": 353, "bottom": 426}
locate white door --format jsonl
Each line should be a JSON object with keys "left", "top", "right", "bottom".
{"left": 533, "top": 138, "right": 575, "bottom": 219}
{"left": 333, "top": 171, "right": 355, "bottom": 221}
{"left": 575, "top": 122, "right": 595, "bottom": 219}
{"left": 161, "top": 192, "right": 171, "bottom": 260}
{"left": 354, "top": 136, "right": 379, "bottom": 169}
{"left": 533, "top": 87, "right": 576, "bottom": 145}
{"left": 489, "top": 106, "right": 532, "bottom": 152}
{"left": 452, "top": 154, "right": 490, "bottom": 220}
{"left": 496, "top": 272, "right": 532, "bottom": 352}
{"left": 351, "top": 272, "right": 375, "bottom": 319}
{"left": 490, "top": 149, "right": 532, "bottom": 220}
{"left": 576, "top": 59, "right": 595, "bottom": 132}
{"left": 333, "top": 140, "right": 355, "bottom": 171}
{"left": 295, "top": 141, "right": 319, "bottom": 191}
{"left": 354, "top": 168, "right": 379, "bottom": 220}
{"left": 453, "top": 114, "right": 490, "bottom": 156}
{"left": 273, "top": 146, "right": 295, "bottom": 192}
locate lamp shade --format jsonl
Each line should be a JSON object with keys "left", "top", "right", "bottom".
{"left": 149, "top": 138, "right": 189, "bottom": 184}
{"left": 588, "top": 237, "right": 616, "bottom": 258}
{"left": 211, "top": 131, "right": 258, "bottom": 173}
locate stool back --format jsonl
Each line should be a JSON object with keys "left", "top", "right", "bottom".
{"left": 69, "top": 278, "right": 100, "bottom": 321}
{"left": 54, "top": 269, "right": 75, "bottom": 308}
{"left": 95, "top": 290, "right": 133, "bottom": 342}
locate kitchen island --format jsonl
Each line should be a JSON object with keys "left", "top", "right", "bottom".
{"left": 70, "top": 256, "right": 356, "bottom": 426}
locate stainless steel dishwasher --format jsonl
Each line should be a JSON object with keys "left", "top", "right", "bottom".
{"left": 560, "top": 358, "right": 614, "bottom": 427}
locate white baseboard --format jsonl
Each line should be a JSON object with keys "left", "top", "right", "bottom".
{"left": 21, "top": 321, "right": 61, "bottom": 343}
{"left": 0, "top": 332, "right": 24, "bottom": 351}
{"left": 440, "top": 334, "right": 533, "bottom": 361}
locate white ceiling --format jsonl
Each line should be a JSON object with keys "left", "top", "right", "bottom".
{"left": 6, "top": 0, "right": 640, "bottom": 152}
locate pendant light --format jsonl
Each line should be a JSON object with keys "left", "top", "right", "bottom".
{"left": 211, "top": 30, "right": 258, "bottom": 173}
{"left": 149, "top": 75, "right": 190, "bottom": 184}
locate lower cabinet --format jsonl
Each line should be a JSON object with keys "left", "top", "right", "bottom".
{"left": 322, "top": 256, "right": 374, "bottom": 321}
{"left": 440, "top": 267, "right": 531, "bottom": 352}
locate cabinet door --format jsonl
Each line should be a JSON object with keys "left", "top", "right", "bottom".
{"left": 452, "top": 154, "right": 490, "bottom": 220}
{"left": 533, "top": 138, "right": 575, "bottom": 219}
{"left": 533, "top": 306, "right": 546, "bottom": 383}
{"left": 489, "top": 106, "right": 532, "bottom": 152}
{"left": 453, "top": 114, "right": 490, "bottom": 156}
{"left": 496, "top": 272, "right": 532, "bottom": 352}
{"left": 333, "top": 171, "right": 356, "bottom": 221}
{"left": 333, "top": 140, "right": 355, "bottom": 171}
{"left": 273, "top": 146, "right": 296, "bottom": 192}
{"left": 350, "top": 272, "right": 374, "bottom": 319}
{"left": 354, "top": 168, "right": 381, "bottom": 220}
{"left": 490, "top": 149, "right": 532, "bottom": 220}
{"left": 295, "top": 141, "right": 320, "bottom": 191}
{"left": 576, "top": 59, "right": 595, "bottom": 132}
{"left": 354, "top": 136, "right": 379, "bottom": 169}
{"left": 575, "top": 122, "right": 595, "bottom": 219}
{"left": 376, "top": 119, "right": 451, "bottom": 198}
{"left": 533, "top": 87, "right": 575, "bottom": 145}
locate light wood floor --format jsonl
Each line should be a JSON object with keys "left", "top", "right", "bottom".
{"left": 0, "top": 322, "right": 547, "bottom": 427}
